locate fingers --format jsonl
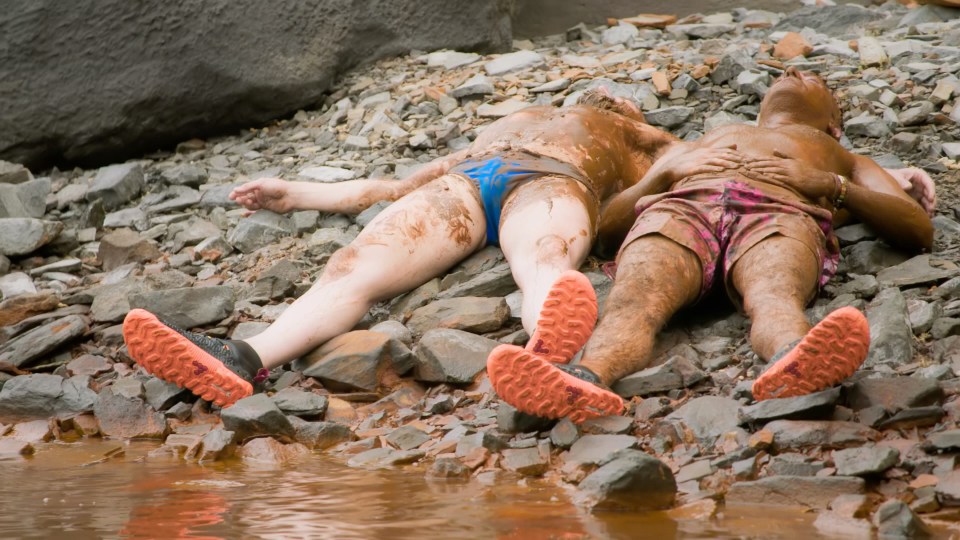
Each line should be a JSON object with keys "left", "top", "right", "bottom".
{"left": 229, "top": 180, "right": 263, "bottom": 201}
{"left": 773, "top": 150, "right": 792, "bottom": 159}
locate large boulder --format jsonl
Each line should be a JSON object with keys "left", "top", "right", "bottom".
{"left": 0, "top": 0, "right": 512, "bottom": 168}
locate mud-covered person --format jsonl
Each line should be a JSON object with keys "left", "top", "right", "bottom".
{"left": 121, "top": 88, "right": 696, "bottom": 407}
{"left": 487, "top": 68, "right": 935, "bottom": 423}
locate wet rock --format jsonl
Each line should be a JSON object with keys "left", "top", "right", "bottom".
{"left": 613, "top": 356, "right": 707, "bottom": 397}
{"left": 866, "top": 288, "right": 913, "bottom": 368}
{"left": 227, "top": 210, "right": 295, "bottom": 253}
{"left": 240, "top": 437, "right": 310, "bottom": 464}
{"left": 144, "top": 378, "right": 189, "bottom": 411}
{"left": 289, "top": 418, "right": 354, "bottom": 450}
{"left": 566, "top": 434, "right": 638, "bottom": 467}
{"left": 484, "top": 50, "right": 542, "bottom": 76}
{"left": 94, "top": 388, "right": 168, "bottom": 439}
{"left": 813, "top": 512, "right": 874, "bottom": 537}
{"left": 574, "top": 450, "right": 676, "bottom": 511}
{"left": 66, "top": 354, "right": 112, "bottom": 377}
{"left": 271, "top": 388, "right": 328, "bottom": 417}
{"left": 728, "top": 476, "right": 865, "bottom": 509}
{"left": 497, "top": 401, "right": 554, "bottom": 434}
{"left": 98, "top": 228, "right": 161, "bottom": 271}
{"left": 294, "top": 330, "right": 412, "bottom": 392}
{"left": 0, "top": 315, "right": 88, "bottom": 368}
{"left": 765, "top": 420, "right": 878, "bottom": 451}
{"left": 407, "top": 296, "right": 509, "bottom": 335}
{"left": 833, "top": 446, "right": 899, "bottom": 477}
{"left": 0, "top": 218, "right": 63, "bottom": 256}
{"left": 86, "top": 163, "right": 144, "bottom": 210}
{"left": 455, "top": 431, "right": 508, "bottom": 457}
{"left": 550, "top": 418, "right": 580, "bottom": 449}
{"left": 11, "top": 419, "right": 53, "bottom": 443}
{"left": 874, "top": 500, "right": 931, "bottom": 539}
{"left": 414, "top": 329, "right": 499, "bottom": 384}
{"left": 0, "top": 439, "right": 35, "bottom": 457}
{"left": 739, "top": 388, "right": 839, "bottom": 425}
{"left": 220, "top": 394, "right": 295, "bottom": 442}
{"left": 845, "top": 377, "right": 942, "bottom": 412}
{"left": 428, "top": 457, "right": 471, "bottom": 478}
{"left": 386, "top": 424, "right": 430, "bottom": 451}
{"left": 0, "top": 292, "right": 59, "bottom": 326}
{"left": 502, "top": 447, "right": 549, "bottom": 476}
{"left": 128, "top": 286, "right": 234, "bottom": 328}
{"left": 665, "top": 396, "right": 740, "bottom": 444}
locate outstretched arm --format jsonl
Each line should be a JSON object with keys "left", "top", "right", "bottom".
{"left": 844, "top": 155, "right": 933, "bottom": 252}
{"left": 230, "top": 149, "right": 469, "bottom": 215}
{"left": 596, "top": 142, "right": 742, "bottom": 257}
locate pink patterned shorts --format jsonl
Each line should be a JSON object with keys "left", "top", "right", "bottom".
{"left": 617, "top": 181, "right": 840, "bottom": 306}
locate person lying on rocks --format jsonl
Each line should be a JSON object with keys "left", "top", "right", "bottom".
{"left": 120, "top": 88, "right": 690, "bottom": 408}
{"left": 487, "top": 67, "right": 935, "bottom": 424}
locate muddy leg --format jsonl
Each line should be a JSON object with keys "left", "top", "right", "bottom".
{"left": 498, "top": 177, "right": 595, "bottom": 333}
{"left": 246, "top": 175, "right": 486, "bottom": 368}
{"left": 730, "top": 235, "right": 818, "bottom": 361}
{"left": 578, "top": 235, "right": 702, "bottom": 385}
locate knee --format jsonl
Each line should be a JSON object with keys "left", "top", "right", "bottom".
{"left": 533, "top": 234, "right": 572, "bottom": 265}
{"left": 323, "top": 245, "right": 361, "bottom": 281}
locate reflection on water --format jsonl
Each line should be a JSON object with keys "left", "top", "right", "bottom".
{"left": 0, "top": 440, "right": 911, "bottom": 539}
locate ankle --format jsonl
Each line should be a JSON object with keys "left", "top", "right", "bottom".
{"left": 229, "top": 340, "right": 264, "bottom": 374}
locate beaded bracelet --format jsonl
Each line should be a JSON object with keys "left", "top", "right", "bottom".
{"left": 833, "top": 174, "right": 849, "bottom": 208}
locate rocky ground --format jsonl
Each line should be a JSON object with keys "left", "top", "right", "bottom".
{"left": 1, "top": 1, "right": 959, "bottom": 536}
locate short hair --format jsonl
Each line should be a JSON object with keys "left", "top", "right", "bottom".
{"left": 578, "top": 89, "right": 643, "bottom": 119}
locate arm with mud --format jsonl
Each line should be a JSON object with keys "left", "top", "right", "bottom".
{"left": 229, "top": 149, "right": 469, "bottom": 215}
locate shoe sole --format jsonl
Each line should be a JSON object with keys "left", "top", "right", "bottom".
{"left": 752, "top": 306, "right": 870, "bottom": 401}
{"left": 526, "top": 270, "right": 598, "bottom": 364}
{"left": 487, "top": 344, "right": 623, "bottom": 424}
{"left": 122, "top": 309, "right": 252, "bottom": 408}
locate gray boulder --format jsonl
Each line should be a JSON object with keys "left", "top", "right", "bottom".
{"left": 294, "top": 330, "right": 413, "bottom": 392}
{"left": 128, "top": 286, "right": 235, "bottom": 328}
{"left": 0, "top": 374, "right": 97, "bottom": 422}
{"left": 86, "top": 163, "right": 144, "bottom": 210}
{"left": 574, "top": 450, "right": 676, "bottom": 511}
{"left": 0, "top": 0, "right": 512, "bottom": 168}
{"left": 0, "top": 218, "right": 63, "bottom": 256}
{"left": 221, "top": 394, "right": 296, "bottom": 442}
{"left": 414, "top": 328, "right": 499, "bottom": 384}
{"left": 94, "top": 388, "right": 168, "bottom": 439}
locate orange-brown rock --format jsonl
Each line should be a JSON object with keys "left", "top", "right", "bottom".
{"left": 652, "top": 71, "right": 671, "bottom": 96}
{"left": 0, "top": 292, "right": 59, "bottom": 326}
{"left": 620, "top": 14, "right": 678, "bottom": 29}
{"left": 773, "top": 32, "right": 813, "bottom": 60}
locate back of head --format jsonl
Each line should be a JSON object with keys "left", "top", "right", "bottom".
{"left": 578, "top": 88, "right": 647, "bottom": 124}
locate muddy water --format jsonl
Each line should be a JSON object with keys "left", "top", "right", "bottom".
{"left": 0, "top": 440, "right": 904, "bottom": 539}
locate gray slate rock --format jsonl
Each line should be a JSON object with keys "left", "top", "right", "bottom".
{"left": 0, "top": 178, "right": 51, "bottom": 218}
{"left": 842, "top": 241, "right": 908, "bottom": 274}
{"left": 613, "top": 355, "right": 706, "bottom": 397}
{"left": 98, "top": 228, "right": 161, "bottom": 270}
{"left": 451, "top": 74, "right": 496, "bottom": 99}
{"left": 386, "top": 424, "right": 431, "bottom": 451}
{"left": 228, "top": 210, "right": 295, "bottom": 253}
{"left": 407, "top": 296, "right": 510, "bottom": 336}
{"left": 128, "top": 286, "right": 235, "bottom": 328}
{"left": 846, "top": 377, "right": 942, "bottom": 412}
{"left": 644, "top": 107, "right": 694, "bottom": 129}
{"left": 566, "top": 434, "right": 638, "bottom": 466}
{"left": 221, "top": 394, "right": 296, "bottom": 442}
{"left": 774, "top": 4, "right": 885, "bottom": 38}
{"left": 437, "top": 263, "right": 517, "bottom": 299}
{"left": 414, "top": 328, "right": 499, "bottom": 384}
{"left": 574, "top": 450, "right": 676, "bottom": 511}
{"left": 144, "top": 377, "right": 189, "bottom": 411}
{"left": 0, "top": 218, "right": 63, "bottom": 256}
{"left": 739, "top": 388, "right": 840, "bottom": 425}
{"left": 294, "top": 330, "right": 413, "bottom": 392}
{"left": 497, "top": 401, "right": 554, "bottom": 434}
{"left": 502, "top": 447, "right": 549, "bottom": 476}
{"left": 161, "top": 164, "right": 207, "bottom": 187}
{"left": 484, "top": 50, "right": 543, "bottom": 76}
{"left": 94, "top": 388, "right": 168, "bottom": 439}
{"left": 866, "top": 288, "right": 913, "bottom": 368}
{"left": 766, "top": 453, "right": 825, "bottom": 477}
{"left": 833, "top": 446, "right": 900, "bottom": 477}
{"left": 0, "top": 314, "right": 88, "bottom": 368}
{"left": 0, "top": 374, "right": 97, "bottom": 422}
{"left": 290, "top": 418, "right": 354, "bottom": 450}
{"left": 665, "top": 396, "right": 740, "bottom": 444}
{"left": 86, "top": 163, "right": 144, "bottom": 210}
{"left": 727, "top": 476, "right": 865, "bottom": 509}
{"left": 874, "top": 500, "right": 932, "bottom": 539}
{"left": 197, "top": 428, "right": 237, "bottom": 461}
{"left": 271, "top": 388, "right": 328, "bottom": 417}
{"left": 877, "top": 255, "right": 956, "bottom": 288}
{"left": 765, "top": 420, "right": 878, "bottom": 451}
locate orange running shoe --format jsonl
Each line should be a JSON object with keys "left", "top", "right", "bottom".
{"left": 122, "top": 309, "right": 267, "bottom": 408}
{"left": 752, "top": 306, "right": 870, "bottom": 401}
{"left": 487, "top": 344, "right": 623, "bottom": 424}
{"left": 525, "top": 271, "right": 598, "bottom": 364}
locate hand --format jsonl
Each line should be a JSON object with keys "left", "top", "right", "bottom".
{"left": 228, "top": 178, "right": 295, "bottom": 214}
{"left": 741, "top": 151, "right": 837, "bottom": 200}
{"left": 886, "top": 167, "right": 936, "bottom": 217}
{"left": 664, "top": 144, "right": 745, "bottom": 182}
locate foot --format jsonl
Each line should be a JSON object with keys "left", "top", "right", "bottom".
{"left": 526, "top": 270, "right": 598, "bottom": 364}
{"left": 752, "top": 306, "right": 870, "bottom": 401}
{"left": 487, "top": 344, "right": 623, "bottom": 424}
{"left": 122, "top": 309, "right": 267, "bottom": 408}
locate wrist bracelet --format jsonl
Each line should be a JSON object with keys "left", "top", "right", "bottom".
{"left": 833, "top": 174, "right": 848, "bottom": 208}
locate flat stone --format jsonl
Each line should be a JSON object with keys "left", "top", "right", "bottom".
{"left": 110, "top": 377, "right": 144, "bottom": 399}
{"left": 94, "top": 388, "right": 168, "bottom": 439}
{"left": 455, "top": 431, "right": 508, "bottom": 457}
{"left": 407, "top": 296, "right": 509, "bottom": 336}
{"left": 484, "top": 50, "right": 543, "bottom": 76}
{"left": 858, "top": 36, "right": 888, "bottom": 67}
{"left": 833, "top": 446, "right": 900, "bottom": 476}
{"left": 143, "top": 377, "right": 189, "bottom": 411}
{"left": 550, "top": 418, "right": 580, "bottom": 449}
{"left": 450, "top": 74, "right": 495, "bottom": 99}
{"left": 874, "top": 500, "right": 932, "bottom": 538}
{"left": 675, "top": 459, "right": 714, "bottom": 484}
{"left": 271, "top": 388, "right": 328, "bottom": 417}
{"left": 668, "top": 23, "right": 736, "bottom": 39}
{"left": 160, "top": 163, "right": 207, "bottom": 187}
{"left": 437, "top": 263, "right": 517, "bottom": 299}
{"left": 0, "top": 218, "right": 63, "bottom": 256}
{"left": 866, "top": 288, "right": 913, "bottom": 368}
{"left": 765, "top": 420, "right": 878, "bottom": 451}
{"left": 644, "top": 106, "right": 694, "bottom": 129}
{"left": 774, "top": 32, "right": 813, "bottom": 60}
{"left": 497, "top": 401, "right": 554, "bottom": 434}
{"left": 290, "top": 419, "right": 354, "bottom": 450}
{"left": 227, "top": 210, "right": 295, "bottom": 253}
{"left": 86, "top": 163, "right": 144, "bottom": 210}
{"left": 426, "top": 50, "right": 480, "bottom": 70}
{"left": 66, "top": 354, "right": 112, "bottom": 377}
{"left": 0, "top": 315, "right": 88, "bottom": 368}
{"left": 766, "top": 453, "right": 825, "bottom": 477}
{"left": 414, "top": 329, "right": 499, "bottom": 384}
{"left": 386, "top": 424, "right": 430, "bottom": 451}
{"left": 477, "top": 99, "right": 532, "bottom": 119}
{"left": 294, "top": 330, "right": 412, "bottom": 392}
{"left": 240, "top": 438, "right": 310, "bottom": 464}
{"left": 89, "top": 279, "right": 140, "bottom": 323}
{"left": 581, "top": 415, "right": 633, "bottom": 435}
{"left": 921, "top": 429, "right": 960, "bottom": 452}
{"left": 566, "top": 434, "right": 638, "bottom": 466}
{"left": 727, "top": 476, "right": 865, "bottom": 509}
{"left": 665, "top": 396, "right": 741, "bottom": 444}
{"left": 843, "top": 241, "right": 909, "bottom": 274}
{"left": 899, "top": 101, "right": 935, "bottom": 127}
{"left": 502, "top": 447, "right": 549, "bottom": 476}
{"left": 221, "top": 394, "right": 295, "bottom": 442}
{"left": 613, "top": 356, "right": 707, "bottom": 397}
{"left": 98, "top": 228, "right": 161, "bottom": 270}
{"left": 877, "top": 255, "right": 956, "bottom": 288}
{"left": 0, "top": 272, "right": 37, "bottom": 299}
{"left": 11, "top": 419, "right": 53, "bottom": 443}
{"left": 845, "top": 377, "right": 942, "bottom": 412}
{"left": 428, "top": 457, "right": 471, "bottom": 478}
{"left": 733, "top": 70, "right": 769, "bottom": 97}
{"left": 739, "top": 388, "right": 839, "bottom": 425}
{"left": 129, "top": 286, "right": 234, "bottom": 328}
{"left": 573, "top": 450, "right": 676, "bottom": 511}
{"left": 0, "top": 439, "right": 34, "bottom": 457}
{"left": 844, "top": 114, "right": 892, "bottom": 138}
{"left": 0, "top": 292, "right": 59, "bottom": 326}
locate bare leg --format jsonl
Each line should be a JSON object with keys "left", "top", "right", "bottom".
{"left": 498, "top": 178, "right": 594, "bottom": 333}
{"left": 246, "top": 175, "right": 486, "bottom": 368}
{"left": 730, "top": 235, "right": 818, "bottom": 361}
{"left": 578, "top": 235, "right": 702, "bottom": 385}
